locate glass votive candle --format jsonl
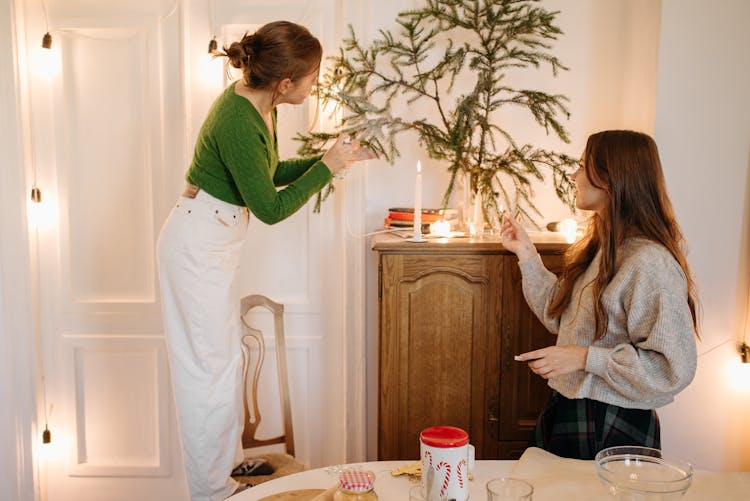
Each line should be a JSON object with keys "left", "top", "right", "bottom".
{"left": 409, "top": 485, "right": 427, "bottom": 501}
{"left": 486, "top": 477, "right": 533, "bottom": 501}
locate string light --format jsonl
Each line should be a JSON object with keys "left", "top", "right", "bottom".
{"left": 40, "top": 0, "right": 51, "bottom": 49}
{"left": 741, "top": 280, "right": 750, "bottom": 363}
{"left": 42, "top": 405, "right": 53, "bottom": 444}
{"left": 207, "top": 0, "right": 217, "bottom": 53}
{"left": 31, "top": 186, "right": 42, "bottom": 203}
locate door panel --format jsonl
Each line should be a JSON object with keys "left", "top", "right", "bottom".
{"left": 498, "top": 254, "right": 563, "bottom": 448}
{"left": 378, "top": 253, "right": 502, "bottom": 460}
{"left": 62, "top": 27, "right": 156, "bottom": 304}
{"left": 66, "top": 337, "right": 170, "bottom": 477}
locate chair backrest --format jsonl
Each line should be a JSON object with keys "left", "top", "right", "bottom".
{"left": 239, "top": 294, "right": 295, "bottom": 457}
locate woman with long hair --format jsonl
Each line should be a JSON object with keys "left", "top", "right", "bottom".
{"left": 500, "top": 130, "right": 698, "bottom": 459}
{"left": 157, "top": 21, "right": 374, "bottom": 500}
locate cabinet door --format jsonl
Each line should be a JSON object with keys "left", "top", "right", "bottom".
{"left": 378, "top": 253, "right": 502, "bottom": 460}
{"left": 496, "top": 253, "right": 564, "bottom": 457}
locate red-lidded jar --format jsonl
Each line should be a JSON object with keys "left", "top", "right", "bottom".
{"left": 420, "top": 425, "right": 469, "bottom": 448}
{"left": 420, "top": 426, "right": 471, "bottom": 500}
{"left": 333, "top": 470, "right": 378, "bottom": 501}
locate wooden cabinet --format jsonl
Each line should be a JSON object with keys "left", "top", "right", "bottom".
{"left": 373, "top": 235, "right": 566, "bottom": 460}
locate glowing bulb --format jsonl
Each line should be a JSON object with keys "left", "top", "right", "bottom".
{"left": 199, "top": 52, "right": 225, "bottom": 91}
{"left": 27, "top": 189, "right": 58, "bottom": 230}
{"left": 727, "top": 358, "right": 750, "bottom": 393}
{"left": 33, "top": 44, "right": 62, "bottom": 80}
{"left": 429, "top": 219, "right": 451, "bottom": 237}
{"left": 559, "top": 218, "right": 578, "bottom": 244}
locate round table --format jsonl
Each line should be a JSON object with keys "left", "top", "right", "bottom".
{"left": 235, "top": 460, "right": 516, "bottom": 500}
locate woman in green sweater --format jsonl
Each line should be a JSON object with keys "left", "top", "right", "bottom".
{"left": 157, "top": 21, "right": 373, "bottom": 501}
{"left": 500, "top": 130, "right": 698, "bottom": 460}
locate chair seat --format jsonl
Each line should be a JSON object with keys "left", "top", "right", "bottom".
{"left": 235, "top": 452, "right": 306, "bottom": 487}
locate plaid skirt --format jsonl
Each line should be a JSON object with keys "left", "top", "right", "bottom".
{"left": 530, "top": 391, "right": 660, "bottom": 460}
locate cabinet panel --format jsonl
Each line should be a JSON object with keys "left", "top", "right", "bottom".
{"left": 378, "top": 253, "right": 502, "bottom": 460}
{"left": 498, "top": 254, "right": 564, "bottom": 444}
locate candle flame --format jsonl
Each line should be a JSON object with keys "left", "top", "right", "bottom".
{"left": 417, "top": 160, "right": 421, "bottom": 173}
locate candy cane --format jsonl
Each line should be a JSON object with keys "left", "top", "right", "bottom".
{"left": 457, "top": 458, "right": 467, "bottom": 488}
{"left": 436, "top": 461, "right": 452, "bottom": 498}
{"left": 422, "top": 450, "right": 433, "bottom": 496}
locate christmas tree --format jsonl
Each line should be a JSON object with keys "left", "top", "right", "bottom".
{"left": 297, "top": 0, "right": 577, "bottom": 225}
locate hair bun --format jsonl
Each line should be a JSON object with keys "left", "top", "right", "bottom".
{"left": 222, "top": 21, "right": 322, "bottom": 90}
{"left": 241, "top": 33, "right": 259, "bottom": 63}
{"left": 221, "top": 32, "right": 259, "bottom": 69}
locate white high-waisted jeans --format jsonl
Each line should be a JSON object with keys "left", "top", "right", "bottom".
{"left": 157, "top": 189, "right": 249, "bottom": 501}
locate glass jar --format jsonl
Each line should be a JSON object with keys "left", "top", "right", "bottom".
{"left": 333, "top": 470, "right": 378, "bottom": 501}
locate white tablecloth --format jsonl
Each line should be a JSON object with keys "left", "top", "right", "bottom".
{"left": 507, "top": 447, "right": 750, "bottom": 501}
{"left": 235, "top": 460, "right": 515, "bottom": 500}
{"left": 236, "top": 449, "right": 750, "bottom": 500}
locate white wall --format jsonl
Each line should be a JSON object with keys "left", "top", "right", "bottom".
{"left": 362, "top": 0, "right": 750, "bottom": 471}
{"left": 654, "top": 0, "right": 750, "bottom": 471}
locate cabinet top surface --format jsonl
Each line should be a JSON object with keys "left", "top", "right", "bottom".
{"left": 371, "top": 232, "right": 570, "bottom": 254}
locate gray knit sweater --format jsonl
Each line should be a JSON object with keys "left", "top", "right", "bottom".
{"left": 518, "top": 237, "right": 697, "bottom": 409}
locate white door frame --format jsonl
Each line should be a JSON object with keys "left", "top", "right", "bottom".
{"left": 0, "top": 0, "right": 40, "bottom": 499}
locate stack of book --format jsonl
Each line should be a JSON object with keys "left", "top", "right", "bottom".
{"left": 384, "top": 208, "right": 459, "bottom": 233}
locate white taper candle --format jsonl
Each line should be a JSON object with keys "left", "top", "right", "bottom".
{"left": 414, "top": 161, "right": 423, "bottom": 240}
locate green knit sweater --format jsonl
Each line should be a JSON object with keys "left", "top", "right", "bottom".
{"left": 186, "top": 82, "right": 332, "bottom": 224}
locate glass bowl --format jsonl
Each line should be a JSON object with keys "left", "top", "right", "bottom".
{"left": 594, "top": 446, "right": 693, "bottom": 500}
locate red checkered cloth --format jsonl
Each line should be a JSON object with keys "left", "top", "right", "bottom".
{"left": 338, "top": 470, "right": 375, "bottom": 492}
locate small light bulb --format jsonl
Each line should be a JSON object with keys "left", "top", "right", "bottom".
{"left": 42, "top": 426, "right": 51, "bottom": 444}
{"left": 31, "top": 186, "right": 42, "bottom": 203}
{"left": 429, "top": 219, "right": 451, "bottom": 237}
{"left": 559, "top": 218, "right": 578, "bottom": 244}
{"left": 42, "top": 32, "right": 52, "bottom": 49}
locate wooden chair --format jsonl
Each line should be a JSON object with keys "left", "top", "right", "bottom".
{"left": 236, "top": 294, "right": 305, "bottom": 487}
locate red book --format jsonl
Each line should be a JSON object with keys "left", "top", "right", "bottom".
{"left": 384, "top": 208, "right": 457, "bottom": 229}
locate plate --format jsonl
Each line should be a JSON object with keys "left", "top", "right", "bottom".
{"left": 258, "top": 489, "right": 326, "bottom": 501}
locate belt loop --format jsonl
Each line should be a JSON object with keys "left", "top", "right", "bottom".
{"left": 183, "top": 183, "right": 200, "bottom": 198}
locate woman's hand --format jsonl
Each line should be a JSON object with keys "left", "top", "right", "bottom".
{"left": 500, "top": 213, "right": 538, "bottom": 261}
{"left": 321, "top": 134, "right": 377, "bottom": 176}
{"left": 515, "top": 346, "right": 589, "bottom": 380}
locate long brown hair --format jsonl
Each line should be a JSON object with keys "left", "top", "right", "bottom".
{"left": 547, "top": 130, "right": 699, "bottom": 339}
{"left": 220, "top": 21, "right": 322, "bottom": 96}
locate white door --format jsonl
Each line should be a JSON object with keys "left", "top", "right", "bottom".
{"left": 18, "top": 0, "right": 366, "bottom": 499}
